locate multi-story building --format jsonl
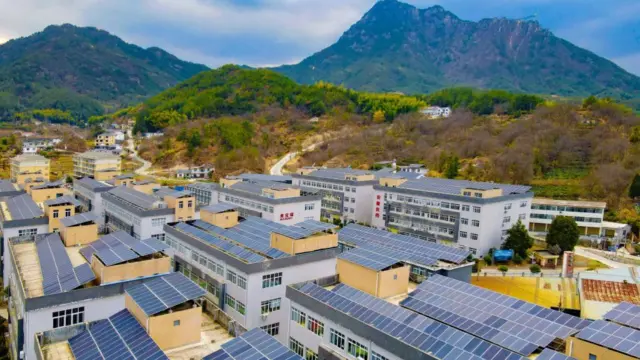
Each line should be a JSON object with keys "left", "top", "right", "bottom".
{"left": 10, "top": 154, "right": 50, "bottom": 186}
{"left": 421, "top": 105, "right": 452, "bottom": 118}
{"left": 371, "top": 175, "right": 533, "bottom": 256}
{"left": 162, "top": 210, "right": 339, "bottom": 344}
{"left": 26, "top": 180, "right": 69, "bottom": 203}
{"left": 21, "top": 137, "right": 61, "bottom": 154}
{"left": 73, "top": 151, "right": 121, "bottom": 181}
{"left": 0, "top": 180, "right": 24, "bottom": 199}
{"left": 529, "top": 198, "right": 630, "bottom": 241}
{"left": 72, "top": 177, "right": 113, "bottom": 224}
{"left": 95, "top": 131, "right": 116, "bottom": 147}
{"left": 185, "top": 182, "right": 219, "bottom": 206}
{"left": 292, "top": 168, "right": 378, "bottom": 224}
{"left": 102, "top": 186, "right": 198, "bottom": 240}
{"left": 176, "top": 165, "right": 214, "bottom": 179}
{"left": 218, "top": 178, "right": 321, "bottom": 225}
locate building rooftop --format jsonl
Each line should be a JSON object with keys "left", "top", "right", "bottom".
{"left": 227, "top": 179, "right": 294, "bottom": 195}
{"left": 203, "top": 328, "right": 302, "bottom": 360}
{"left": 12, "top": 153, "right": 49, "bottom": 162}
{"left": 575, "top": 319, "right": 640, "bottom": 358}
{"left": 532, "top": 198, "right": 607, "bottom": 208}
{"left": 31, "top": 181, "right": 65, "bottom": 190}
{"left": 375, "top": 167, "right": 425, "bottom": 180}
{"left": 125, "top": 272, "right": 206, "bottom": 316}
{"left": 302, "top": 167, "right": 376, "bottom": 180}
{"left": 201, "top": 203, "right": 238, "bottom": 214}
{"left": 3, "top": 193, "right": 44, "bottom": 220}
{"left": 106, "top": 186, "right": 163, "bottom": 210}
{"left": 59, "top": 213, "right": 98, "bottom": 227}
{"left": 114, "top": 173, "right": 135, "bottom": 180}
{"left": 80, "top": 231, "right": 169, "bottom": 266}
{"left": 186, "top": 182, "right": 219, "bottom": 191}
{"left": 601, "top": 221, "right": 629, "bottom": 229}
{"left": 0, "top": 180, "right": 20, "bottom": 194}
{"left": 232, "top": 173, "right": 292, "bottom": 183}
{"left": 154, "top": 187, "right": 193, "bottom": 199}
{"left": 389, "top": 177, "right": 531, "bottom": 196}
{"left": 44, "top": 195, "right": 82, "bottom": 207}
{"left": 73, "top": 177, "right": 113, "bottom": 192}
{"left": 578, "top": 267, "right": 640, "bottom": 320}
{"left": 74, "top": 151, "right": 121, "bottom": 160}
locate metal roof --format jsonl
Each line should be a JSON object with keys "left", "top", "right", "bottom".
{"left": 306, "top": 167, "right": 375, "bottom": 180}
{"left": 5, "top": 193, "right": 44, "bottom": 220}
{"left": 395, "top": 177, "right": 531, "bottom": 196}
{"left": 30, "top": 180, "right": 65, "bottom": 190}
{"left": 203, "top": 328, "right": 302, "bottom": 360}
{"left": 234, "top": 173, "right": 292, "bottom": 183}
{"left": 201, "top": 203, "right": 237, "bottom": 214}
{"left": 125, "top": 272, "right": 206, "bottom": 316}
{"left": 0, "top": 180, "right": 19, "bottom": 193}
{"left": 44, "top": 195, "right": 82, "bottom": 207}
{"left": 59, "top": 213, "right": 98, "bottom": 227}
{"left": 74, "top": 177, "right": 113, "bottom": 191}
{"left": 338, "top": 247, "right": 402, "bottom": 271}
{"left": 108, "top": 186, "right": 160, "bottom": 210}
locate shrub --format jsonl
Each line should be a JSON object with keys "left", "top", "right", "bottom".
{"left": 498, "top": 265, "right": 509, "bottom": 273}
{"left": 472, "top": 261, "right": 479, "bottom": 273}
{"left": 483, "top": 254, "right": 493, "bottom": 266}
{"left": 513, "top": 254, "right": 523, "bottom": 265}
{"left": 529, "top": 264, "right": 541, "bottom": 274}
{"left": 548, "top": 244, "right": 562, "bottom": 255}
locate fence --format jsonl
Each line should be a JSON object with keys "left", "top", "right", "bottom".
{"left": 583, "top": 248, "right": 640, "bottom": 266}
{"left": 202, "top": 298, "right": 247, "bottom": 337}
{"left": 477, "top": 270, "right": 562, "bottom": 278}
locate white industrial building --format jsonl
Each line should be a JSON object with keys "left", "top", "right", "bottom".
{"left": 371, "top": 175, "right": 533, "bottom": 256}
{"left": 291, "top": 168, "right": 378, "bottom": 225}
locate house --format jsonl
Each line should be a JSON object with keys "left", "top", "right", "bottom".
{"left": 175, "top": 165, "right": 214, "bottom": 179}
{"left": 73, "top": 151, "right": 121, "bottom": 180}
{"left": 21, "top": 137, "right": 61, "bottom": 154}
{"left": 95, "top": 132, "right": 116, "bottom": 147}
{"left": 10, "top": 154, "right": 50, "bottom": 186}
{"left": 421, "top": 106, "right": 452, "bottom": 118}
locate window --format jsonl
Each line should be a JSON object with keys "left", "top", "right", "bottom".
{"left": 237, "top": 275, "right": 247, "bottom": 289}
{"left": 469, "top": 247, "right": 477, "bottom": 255}
{"left": 504, "top": 203, "right": 512, "bottom": 210}
{"left": 459, "top": 231, "right": 468, "bottom": 238}
{"left": 188, "top": 200, "right": 193, "bottom": 208}
{"left": 173, "top": 320, "right": 180, "bottom": 326}
{"left": 372, "top": 351, "right": 389, "bottom": 360}
{"left": 261, "top": 298, "right": 281, "bottom": 314}
{"left": 350, "top": 208, "right": 354, "bottom": 213}
{"left": 472, "top": 220, "right": 480, "bottom": 227}
{"left": 179, "top": 201, "right": 184, "bottom": 209}
{"left": 18, "top": 228, "right": 38, "bottom": 237}
{"left": 152, "top": 217, "right": 166, "bottom": 227}
{"left": 348, "top": 339, "right": 368, "bottom": 360}
{"left": 53, "top": 209, "right": 59, "bottom": 218}
{"left": 503, "top": 216, "right": 511, "bottom": 223}
{"left": 351, "top": 198, "right": 355, "bottom": 203}
{"left": 237, "top": 301, "right": 246, "bottom": 315}
{"left": 151, "top": 233, "right": 165, "bottom": 241}
{"left": 52, "top": 307, "right": 84, "bottom": 329}
{"left": 330, "top": 329, "right": 345, "bottom": 349}
{"left": 305, "top": 203, "right": 315, "bottom": 211}
{"left": 461, "top": 218, "right": 469, "bottom": 225}
{"left": 65, "top": 208, "right": 71, "bottom": 217}
{"left": 451, "top": 203, "right": 460, "bottom": 210}
{"left": 263, "top": 272, "right": 282, "bottom": 288}
{"left": 225, "top": 294, "right": 236, "bottom": 309}
{"left": 463, "top": 191, "right": 471, "bottom": 196}
{"left": 473, "top": 206, "right": 481, "bottom": 213}
{"left": 290, "top": 338, "right": 304, "bottom": 357}
{"left": 471, "top": 233, "right": 478, "bottom": 240}
{"left": 227, "top": 270, "right": 237, "bottom": 284}
{"left": 520, "top": 201, "right": 528, "bottom": 208}
{"left": 305, "top": 349, "right": 318, "bottom": 360}
{"left": 474, "top": 192, "right": 483, "bottom": 198}
{"left": 307, "top": 316, "right": 324, "bottom": 336}
{"left": 462, "top": 205, "right": 470, "bottom": 211}
{"left": 292, "top": 307, "right": 306, "bottom": 326}
{"left": 261, "top": 323, "right": 280, "bottom": 336}
{"left": 519, "top": 213, "right": 526, "bottom": 220}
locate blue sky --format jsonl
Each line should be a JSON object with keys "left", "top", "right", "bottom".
{"left": 0, "top": 0, "right": 638, "bottom": 75}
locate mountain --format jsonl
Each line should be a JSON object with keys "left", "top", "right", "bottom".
{"left": 275, "top": 0, "right": 640, "bottom": 99}
{"left": 0, "top": 24, "right": 208, "bottom": 118}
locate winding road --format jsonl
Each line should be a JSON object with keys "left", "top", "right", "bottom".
{"left": 126, "top": 129, "right": 152, "bottom": 176}
{"left": 270, "top": 142, "right": 322, "bottom": 175}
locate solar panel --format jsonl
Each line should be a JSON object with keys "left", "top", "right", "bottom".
{"left": 536, "top": 349, "right": 576, "bottom": 360}
{"left": 298, "top": 282, "right": 526, "bottom": 360}
{"left": 400, "top": 275, "right": 590, "bottom": 356}
{"left": 131, "top": 238, "right": 169, "bottom": 256}
{"left": 293, "top": 219, "right": 337, "bottom": 232}
{"left": 95, "top": 244, "right": 140, "bottom": 266}
{"left": 125, "top": 272, "right": 206, "bottom": 316}
{"left": 176, "top": 222, "right": 267, "bottom": 263}
{"left": 339, "top": 224, "right": 470, "bottom": 265}
{"left": 43, "top": 195, "right": 82, "bottom": 207}
{"left": 202, "top": 203, "right": 237, "bottom": 214}
{"left": 60, "top": 213, "right": 98, "bottom": 227}
{"left": 81, "top": 231, "right": 166, "bottom": 265}
{"left": 338, "top": 247, "right": 401, "bottom": 271}
{"left": 6, "top": 193, "right": 43, "bottom": 220}
{"left": 69, "top": 309, "right": 168, "bottom": 360}
{"left": 203, "top": 328, "right": 302, "bottom": 360}
{"left": 603, "top": 302, "right": 640, "bottom": 330}
{"left": 576, "top": 320, "right": 640, "bottom": 358}
{"left": 36, "top": 233, "right": 95, "bottom": 295}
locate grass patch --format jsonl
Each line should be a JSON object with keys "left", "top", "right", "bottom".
{"left": 573, "top": 254, "right": 608, "bottom": 269}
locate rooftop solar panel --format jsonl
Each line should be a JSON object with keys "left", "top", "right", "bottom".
{"left": 401, "top": 275, "right": 590, "bottom": 355}
{"left": 298, "top": 282, "right": 526, "bottom": 360}
{"left": 5, "top": 193, "right": 43, "bottom": 220}
{"left": 43, "top": 195, "right": 82, "bottom": 207}
{"left": 201, "top": 203, "right": 238, "bottom": 213}
{"left": 338, "top": 247, "right": 402, "bottom": 271}
{"left": 59, "top": 212, "right": 98, "bottom": 227}
{"left": 81, "top": 231, "right": 167, "bottom": 266}
{"left": 293, "top": 219, "right": 337, "bottom": 232}
{"left": 182, "top": 221, "right": 272, "bottom": 262}
{"left": 36, "top": 233, "right": 95, "bottom": 295}
{"left": 603, "top": 302, "right": 640, "bottom": 330}
{"left": 576, "top": 320, "right": 640, "bottom": 358}
{"left": 69, "top": 309, "right": 168, "bottom": 360}
{"left": 395, "top": 177, "right": 531, "bottom": 196}
{"left": 202, "top": 328, "right": 302, "bottom": 360}
{"left": 107, "top": 186, "right": 160, "bottom": 210}
{"left": 536, "top": 349, "right": 576, "bottom": 360}
{"left": 95, "top": 244, "right": 140, "bottom": 266}
{"left": 125, "top": 272, "right": 206, "bottom": 316}
{"left": 131, "top": 237, "right": 169, "bottom": 256}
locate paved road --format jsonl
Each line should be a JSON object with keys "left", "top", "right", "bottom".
{"left": 270, "top": 142, "right": 321, "bottom": 176}
{"left": 126, "top": 129, "right": 153, "bottom": 176}
{"left": 574, "top": 247, "right": 634, "bottom": 269}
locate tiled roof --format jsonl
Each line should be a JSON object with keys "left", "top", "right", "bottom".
{"left": 582, "top": 279, "right": 640, "bottom": 304}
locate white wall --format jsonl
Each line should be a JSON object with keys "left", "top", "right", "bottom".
{"left": 3, "top": 224, "right": 49, "bottom": 287}
{"left": 23, "top": 294, "right": 125, "bottom": 360}
{"left": 352, "top": 185, "right": 374, "bottom": 224}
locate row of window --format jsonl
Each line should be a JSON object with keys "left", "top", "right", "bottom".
{"left": 387, "top": 207, "right": 457, "bottom": 224}
{"left": 52, "top": 306, "right": 85, "bottom": 329}
{"left": 224, "top": 195, "right": 274, "bottom": 213}
{"left": 261, "top": 298, "right": 281, "bottom": 314}
{"left": 301, "top": 181, "right": 357, "bottom": 193}
{"left": 344, "top": 197, "right": 356, "bottom": 204}
{"left": 459, "top": 231, "right": 478, "bottom": 240}
{"left": 226, "top": 270, "right": 247, "bottom": 289}
{"left": 151, "top": 217, "right": 166, "bottom": 227}
{"left": 261, "top": 322, "right": 279, "bottom": 336}
{"left": 263, "top": 272, "right": 282, "bottom": 288}
{"left": 531, "top": 204, "right": 604, "bottom": 213}
{"left": 304, "top": 203, "right": 315, "bottom": 211}
{"left": 52, "top": 208, "right": 72, "bottom": 218}
{"left": 225, "top": 294, "right": 246, "bottom": 315}
{"left": 329, "top": 328, "right": 389, "bottom": 360}
{"left": 289, "top": 337, "right": 318, "bottom": 360}
{"left": 387, "top": 218, "right": 455, "bottom": 236}
{"left": 18, "top": 228, "right": 38, "bottom": 237}
{"left": 530, "top": 213, "right": 602, "bottom": 223}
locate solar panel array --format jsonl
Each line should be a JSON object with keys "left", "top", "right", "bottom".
{"left": 68, "top": 309, "right": 168, "bottom": 360}
{"left": 339, "top": 247, "right": 401, "bottom": 271}
{"left": 43, "top": 195, "right": 82, "bottom": 207}
{"left": 396, "top": 177, "right": 531, "bottom": 196}
{"left": 293, "top": 219, "right": 337, "bottom": 232}
{"left": 401, "top": 275, "right": 590, "bottom": 356}
{"left": 576, "top": 320, "right": 640, "bottom": 358}
{"left": 59, "top": 213, "right": 97, "bottom": 227}
{"left": 603, "top": 302, "right": 640, "bottom": 330}
{"left": 203, "top": 328, "right": 302, "bottom": 360}
{"left": 108, "top": 186, "right": 159, "bottom": 210}
{"left": 339, "top": 224, "right": 470, "bottom": 265}
{"left": 6, "top": 193, "right": 43, "bottom": 220}
{"left": 192, "top": 218, "right": 289, "bottom": 259}
{"left": 535, "top": 349, "right": 576, "bottom": 360}
{"left": 36, "top": 233, "right": 96, "bottom": 295}
{"left": 176, "top": 222, "right": 267, "bottom": 263}
{"left": 126, "top": 272, "right": 206, "bottom": 316}
{"left": 202, "top": 203, "right": 238, "bottom": 214}
{"left": 297, "top": 282, "right": 526, "bottom": 360}
{"left": 80, "top": 231, "right": 169, "bottom": 266}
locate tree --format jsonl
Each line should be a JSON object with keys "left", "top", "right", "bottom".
{"left": 630, "top": 173, "right": 640, "bottom": 199}
{"left": 546, "top": 216, "right": 580, "bottom": 253}
{"left": 498, "top": 265, "right": 508, "bottom": 274}
{"left": 501, "top": 220, "right": 533, "bottom": 258}
{"left": 529, "top": 264, "right": 541, "bottom": 274}
{"left": 483, "top": 254, "right": 492, "bottom": 266}
{"left": 444, "top": 156, "right": 460, "bottom": 179}
{"left": 547, "top": 244, "right": 562, "bottom": 255}
{"left": 373, "top": 110, "right": 386, "bottom": 124}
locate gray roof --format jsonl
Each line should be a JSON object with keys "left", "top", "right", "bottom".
{"left": 234, "top": 173, "right": 292, "bottom": 183}
{"left": 114, "top": 174, "right": 135, "bottom": 180}
{"left": 59, "top": 213, "right": 98, "bottom": 227}
{"left": 393, "top": 177, "right": 531, "bottom": 196}
{"left": 186, "top": 182, "right": 219, "bottom": 191}
{"left": 5, "top": 194, "right": 44, "bottom": 220}
{"left": 133, "top": 179, "right": 155, "bottom": 185}
{"left": 75, "top": 151, "right": 120, "bottom": 160}
{"left": 108, "top": 186, "right": 160, "bottom": 210}
{"left": 31, "top": 181, "right": 65, "bottom": 190}
{"left": 44, "top": 195, "right": 82, "bottom": 207}
{"left": 201, "top": 203, "right": 237, "bottom": 214}
{"left": 74, "top": 177, "right": 113, "bottom": 192}
{"left": 154, "top": 188, "right": 192, "bottom": 199}
{"left": 0, "top": 180, "right": 19, "bottom": 193}
{"left": 306, "top": 167, "right": 375, "bottom": 180}
{"left": 229, "top": 180, "right": 295, "bottom": 195}
{"left": 376, "top": 168, "right": 424, "bottom": 180}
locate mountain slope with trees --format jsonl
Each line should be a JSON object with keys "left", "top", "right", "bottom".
{"left": 0, "top": 24, "right": 208, "bottom": 119}
{"left": 275, "top": 0, "right": 640, "bottom": 105}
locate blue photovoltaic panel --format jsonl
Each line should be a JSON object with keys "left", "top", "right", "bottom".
{"left": 338, "top": 247, "right": 401, "bottom": 271}
{"left": 297, "top": 282, "right": 526, "bottom": 360}
{"left": 69, "top": 309, "right": 168, "bottom": 360}
{"left": 5, "top": 193, "right": 43, "bottom": 220}
{"left": 175, "top": 222, "right": 267, "bottom": 263}
{"left": 401, "top": 275, "right": 590, "bottom": 356}
{"left": 293, "top": 219, "right": 337, "bottom": 232}
{"left": 81, "top": 231, "right": 166, "bottom": 265}
{"left": 203, "top": 328, "right": 302, "bottom": 360}
{"left": 131, "top": 237, "right": 169, "bottom": 256}
{"left": 536, "top": 349, "right": 576, "bottom": 360}
{"left": 43, "top": 195, "right": 82, "bottom": 207}
{"left": 338, "top": 224, "right": 470, "bottom": 265}
{"left": 576, "top": 320, "right": 640, "bottom": 358}
{"left": 603, "top": 302, "right": 640, "bottom": 330}
{"left": 202, "top": 203, "right": 237, "bottom": 214}
{"left": 36, "top": 233, "right": 95, "bottom": 295}
{"left": 125, "top": 272, "right": 206, "bottom": 316}
{"left": 59, "top": 213, "right": 98, "bottom": 227}
{"left": 95, "top": 244, "right": 140, "bottom": 266}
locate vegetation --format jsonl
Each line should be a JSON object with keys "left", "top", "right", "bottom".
{"left": 546, "top": 216, "right": 580, "bottom": 253}
{"left": 483, "top": 255, "right": 493, "bottom": 266}
{"left": 419, "top": 88, "right": 544, "bottom": 116}
{"left": 498, "top": 265, "right": 509, "bottom": 274}
{"left": 529, "top": 264, "right": 541, "bottom": 274}
{"left": 502, "top": 220, "right": 534, "bottom": 258}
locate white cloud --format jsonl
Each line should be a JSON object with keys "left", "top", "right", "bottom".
{"left": 613, "top": 52, "right": 640, "bottom": 76}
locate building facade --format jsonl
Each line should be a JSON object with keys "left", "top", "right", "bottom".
{"left": 72, "top": 177, "right": 113, "bottom": 225}
{"left": 21, "top": 138, "right": 61, "bottom": 154}
{"left": 10, "top": 154, "right": 50, "bottom": 186}
{"left": 73, "top": 151, "right": 121, "bottom": 180}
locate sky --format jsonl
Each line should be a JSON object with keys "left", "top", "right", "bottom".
{"left": 0, "top": 0, "right": 638, "bottom": 75}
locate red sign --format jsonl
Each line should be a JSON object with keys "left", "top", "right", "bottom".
{"left": 280, "top": 212, "right": 294, "bottom": 220}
